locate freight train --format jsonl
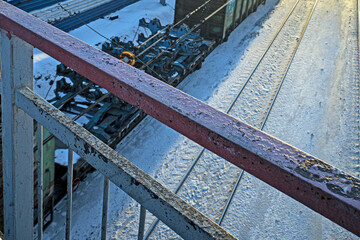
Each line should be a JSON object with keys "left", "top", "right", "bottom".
{"left": 50, "top": 0, "right": 266, "bottom": 146}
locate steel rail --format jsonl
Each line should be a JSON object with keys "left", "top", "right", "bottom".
{"left": 218, "top": 0, "right": 320, "bottom": 225}
{"left": 143, "top": 0, "right": 302, "bottom": 237}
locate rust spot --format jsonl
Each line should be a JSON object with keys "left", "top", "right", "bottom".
{"left": 98, "top": 154, "right": 109, "bottom": 163}
{"left": 151, "top": 192, "right": 159, "bottom": 199}
{"left": 6, "top": 31, "right": 11, "bottom": 40}
{"left": 295, "top": 158, "right": 360, "bottom": 200}
{"left": 83, "top": 144, "right": 89, "bottom": 154}
{"left": 187, "top": 219, "right": 199, "bottom": 231}
{"left": 131, "top": 177, "right": 140, "bottom": 186}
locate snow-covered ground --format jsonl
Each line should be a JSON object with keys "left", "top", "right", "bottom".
{"left": 34, "top": 0, "right": 360, "bottom": 239}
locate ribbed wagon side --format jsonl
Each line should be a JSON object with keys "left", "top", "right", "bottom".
{"left": 174, "top": 0, "right": 266, "bottom": 41}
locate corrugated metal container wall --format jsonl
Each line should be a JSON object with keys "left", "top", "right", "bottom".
{"left": 175, "top": 0, "right": 231, "bottom": 40}
{"left": 0, "top": 127, "right": 55, "bottom": 233}
{"left": 224, "top": 0, "right": 236, "bottom": 36}
{"left": 234, "top": 0, "right": 243, "bottom": 23}
{"left": 174, "top": 0, "right": 265, "bottom": 41}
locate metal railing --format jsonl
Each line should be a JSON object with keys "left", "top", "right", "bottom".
{"left": 0, "top": 1, "right": 359, "bottom": 239}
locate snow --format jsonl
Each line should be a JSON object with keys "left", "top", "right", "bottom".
{"left": 55, "top": 149, "right": 81, "bottom": 166}
{"left": 33, "top": 0, "right": 360, "bottom": 239}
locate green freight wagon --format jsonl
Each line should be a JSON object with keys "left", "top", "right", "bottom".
{"left": 0, "top": 125, "right": 55, "bottom": 232}
{"left": 174, "top": 0, "right": 266, "bottom": 41}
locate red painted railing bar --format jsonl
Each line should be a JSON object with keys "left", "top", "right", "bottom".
{"left": 0, "top": 1, "right": 359, "bottom": 236}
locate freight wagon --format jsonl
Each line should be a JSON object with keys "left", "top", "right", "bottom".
{"left": 0, "top": 124, "right": 55, "bottom": 232}
{"left": 175, "top": 0, "right": 266, "bottom": 41}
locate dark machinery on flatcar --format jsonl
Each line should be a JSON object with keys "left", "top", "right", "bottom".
{"left": 51, "top": 18, "right": 213, "bottom": 145}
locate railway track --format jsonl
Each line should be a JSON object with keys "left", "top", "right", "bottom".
{"left": 136, "top": 0, "right": 320, "bottom": 238}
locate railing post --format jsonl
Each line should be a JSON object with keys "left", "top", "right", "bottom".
{"left": 1, "top": 30, "right": 34, "bottom": 239}
{"left": 138, "top": 205, "right": 146, "bottom": 240}
{"left": 66, "top": 149, "right": 74, "bottom": 240}
{"left": 101, "top": 177, "right": 110, "bottom": 240}
{"left": 37, "top": 123, "right": 44, "bottom": 240}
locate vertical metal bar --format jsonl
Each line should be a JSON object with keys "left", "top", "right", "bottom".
{"left": 66, "top": 149, "right": 73, "bottom": 240}
{"left": 254, "top": 0, "right": 260, "bottom": 12}
{"left": 239, "top": 0, "right": 244, "bottom": 22}
{"left": 244, "top": 0, "right": 250, "bottom": 18}
{"left": 37, "top": 123, "right": 44, "bottom": 240}
{"left": 232, "top": 0, "right": 239, "bottom": 29}
{"left": 101, "top": 177, "right": 110, "bottom": 240}
{"left": 138, "top": 205, "right": 146, "bottom": 240}
{"left": 1, "top": 30, "right": 34, "bottom": 239}
{"left": 252, "top": 0, "right": 257, "bottom": 13}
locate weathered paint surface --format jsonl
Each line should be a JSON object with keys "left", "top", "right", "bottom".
{"left": 0, "top": 1, "right": 359, "bottom": 236}
{"left": 1, "top": 32, "right": 34, "bottom": 239}
{"left": 16, "top": 87, "right": 236, "bottom": 240}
